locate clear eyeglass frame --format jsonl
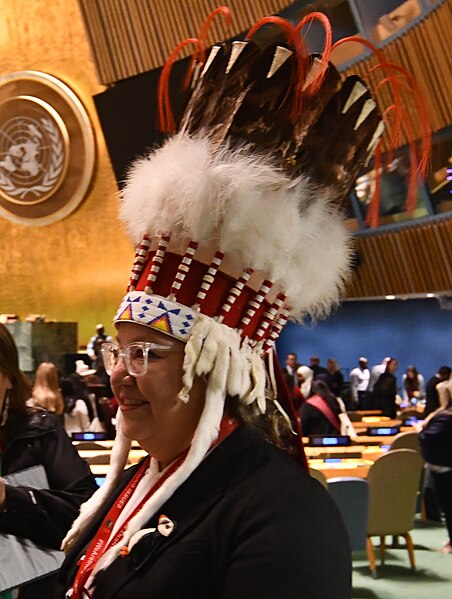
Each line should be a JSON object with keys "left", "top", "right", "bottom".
{"left": 100, "top": 341, "right": 182, "bottom": 377}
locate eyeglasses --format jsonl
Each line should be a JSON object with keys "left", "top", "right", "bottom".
{"left": 101, "top": 341, "right": 183, "bottom": 377}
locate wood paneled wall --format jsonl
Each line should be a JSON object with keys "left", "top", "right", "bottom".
{"left": 342, "top": 0, "right": 452, "bottom": 298}
{"left": 0, "top": 0, "right": 133, "bottom": 345}
{"left": 343, "top": 0, "right": 451, "bottom": 142}
{"left": 347, "top": 216, "right": 452, "bottom": 298}
{"left": 75, "top": 0, "right": 452, "bottom": 300}
{"left": 77, "top": 0, "right": 292, "bottom": 83}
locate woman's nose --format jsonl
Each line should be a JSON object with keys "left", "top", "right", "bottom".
{"left": 110, "top": 355, "right": 129, "bottom": 385}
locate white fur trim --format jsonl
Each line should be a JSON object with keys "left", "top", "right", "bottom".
{"left": 92, "top": 375, "right": 226, "bottom": 575}
{"left": 120, "top": 133, "right": 351, "bottom": 320}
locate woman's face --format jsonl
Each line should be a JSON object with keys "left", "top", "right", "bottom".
{"left": 110, "top": 322, "right": 205, "bottom": 467}
{"left": 0, "top": 369, "right": 12, "bottom": 417}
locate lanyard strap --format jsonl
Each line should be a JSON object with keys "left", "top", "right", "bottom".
{"left": 71, "top": 417, "right": 238, "bottom": 598}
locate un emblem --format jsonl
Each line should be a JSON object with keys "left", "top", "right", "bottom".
{"left": 0, "top": 71, "right": 95, "bottom": 226}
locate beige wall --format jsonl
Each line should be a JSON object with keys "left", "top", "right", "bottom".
{"left": 0, "top": 0, "right": 134, "bottom": 345}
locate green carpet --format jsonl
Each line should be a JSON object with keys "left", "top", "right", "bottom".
{"left": 352, "top": 519, "right": 452, "bottom": 599}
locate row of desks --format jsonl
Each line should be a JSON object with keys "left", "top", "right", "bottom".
{"left": 74, "top": 411, "right": 415, "bottom": 480}
{"left": 75, "top": 436, "right": 402, "bottom": 481}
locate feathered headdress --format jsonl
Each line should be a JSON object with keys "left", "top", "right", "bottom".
{"left": 63, "top": 6, "right": 429, "bottom": 570}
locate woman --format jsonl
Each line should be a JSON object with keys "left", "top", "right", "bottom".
{"left": 402, "top": 365, "right": 425, "bottom": 406}
{"left": 300, "top": 380, "right": 342, "bottom": 436}
{"left": 0, "top": 324, "right": 98, "bottom": 598}
{"left": 295, "top": 365, "right": 314, "bottom": 405}
{"left": 418, "top": 381, "right": 452, "bottom": 554}
{"left": 372, "top": 358, "right": 399, "bottom": 418}
{"left": 32, "top": 361, "right": 64, "bottom": 416}
{"left": 56, "top": 5, "right": 424, "bottom": 596}
{"left": 61, "top": 377, "right": 91, "bottom": 436}
{"left": 324, "top": 358, "right": 345, "bottom": 396}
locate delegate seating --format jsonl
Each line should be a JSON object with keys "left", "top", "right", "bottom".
{"left": 366, "top": 449, "right": 423, "bottom": 578}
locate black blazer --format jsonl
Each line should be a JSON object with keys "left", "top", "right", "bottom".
{"left": 57, "top": 426, "right": 351, "bottom": 599}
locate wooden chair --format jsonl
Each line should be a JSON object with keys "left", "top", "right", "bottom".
{"left": 388, "top": 431, "right": 420, "bottom": 453}
{"left": 366, "top": 449, "right": 423, "bottom": 578}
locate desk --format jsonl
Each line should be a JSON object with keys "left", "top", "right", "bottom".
{"left": 305, "top": 445, "right": 386, "bottom": 462}
{"left": 73, "top": 440, "right": 142, "bottom": 449}
{"left": 89, "top": 464, "right": 110, "bottom": 476}
{"left": 309, "top": 459, "right": 374, "bottom": 480}
{"left": 353, "top": 420, "right": 403, "bottom": 437}
{"left": 353, "top": 410, "right": 383, "bottom": 418}
{"left": 78, "top": 449, "right": 147, "bottom": 464}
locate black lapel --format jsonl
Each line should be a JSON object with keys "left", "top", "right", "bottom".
{"left": 62, "top": 426, "right": 266, "bottom": 596}
{"left": 125, "top": 426, "right": 257, "bottom": 571}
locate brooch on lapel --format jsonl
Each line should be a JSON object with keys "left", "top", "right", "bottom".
{"left": 157, "top": 514, "right": 175, "bottom": 537}
{"left": 120, "top": 515, "right": 176, "bottom": 556}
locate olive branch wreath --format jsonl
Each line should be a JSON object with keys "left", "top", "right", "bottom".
{"left": 0, "top": 117, "right": 64, "bottom": 200}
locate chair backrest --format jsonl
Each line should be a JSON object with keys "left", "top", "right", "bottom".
{"left": 367, "top": 449, "right": 423, "bottom": 536}
{"left": 309, "top": 467, "right": 328, "bottom": 489}
{"left": 328, "top": 477, "right": 369, "bottom": 551}
{"left": 389, "top": 431, "right": 420, "bottom": 453}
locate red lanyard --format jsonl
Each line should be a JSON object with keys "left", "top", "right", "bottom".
{"left": 70, "top": 417, "right": 238, "bottom": 598}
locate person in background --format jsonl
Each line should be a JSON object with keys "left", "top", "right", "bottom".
{"left": 368, "top": 357, "right": 390, "bottom": 393}
{"left": 295, "top": 365, "right": 314, "bottom": 404}
{"left": 61, "top": 377, "right": 90, "bottom": 437}
{"left": 300, "top": 380, "right": 342, "bottom": 436}
{"left": 402, "top": 365, "right": 425, "bottom": 407}
{"left": 282, "top": 352, "right": 301, "bottom": 395}
{"left": 438, "top": 373, "right": 452, "bottom": 409}
{"left": 67, "top": 360, "right": 96, "bottom": 422}
{"left": 87, "top": 324, "right": 112, "bottom": 370}
{"left": 324, "top": 358, "right": 344, "bottom": 396}
{"left": 0, "top": 323, "right": 97, "bottom": 598}
{"left": 424, "top": 366, "right": 452, "bottom": 417}
{"left": 309, "top": 355, "right": 327, "bottom": 378}
{"left": 349, "top": 357, "right": 370, "bottom": 409}
{"left": 372, "top": 358, "right": 399, "bottom": 418}
{"left": 418, "top": 380, "right": 452, "bottom": 554}
{"left": 32, "top": 362, "right": 64, "bottom": 418}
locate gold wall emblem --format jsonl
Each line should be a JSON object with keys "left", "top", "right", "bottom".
{"left": 0, "top": 71, "right": 95, "bottom": 226}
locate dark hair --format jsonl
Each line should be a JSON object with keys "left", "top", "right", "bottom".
{"left": 439, "top": 366, "right": 451, "bottom": 378}
{"left": 406, "top": 365, "right": 418, "bottom": 376}
{"left": 226, "top": 395, "right": 297, "bottom": 458}
{"left": 60, "top": 377, "right": 77, "bottom": 414}
{"left": 404, "top": 366, "right": 420, "bottom": 393}
{"left": 0, "top": 323, "right": 31, "bottom": 415}
{"left": 311, "top": 379, "right": 336, "bottom": 401}
{"left": 385, "top": 357, "right": 398, "bottom": 372}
